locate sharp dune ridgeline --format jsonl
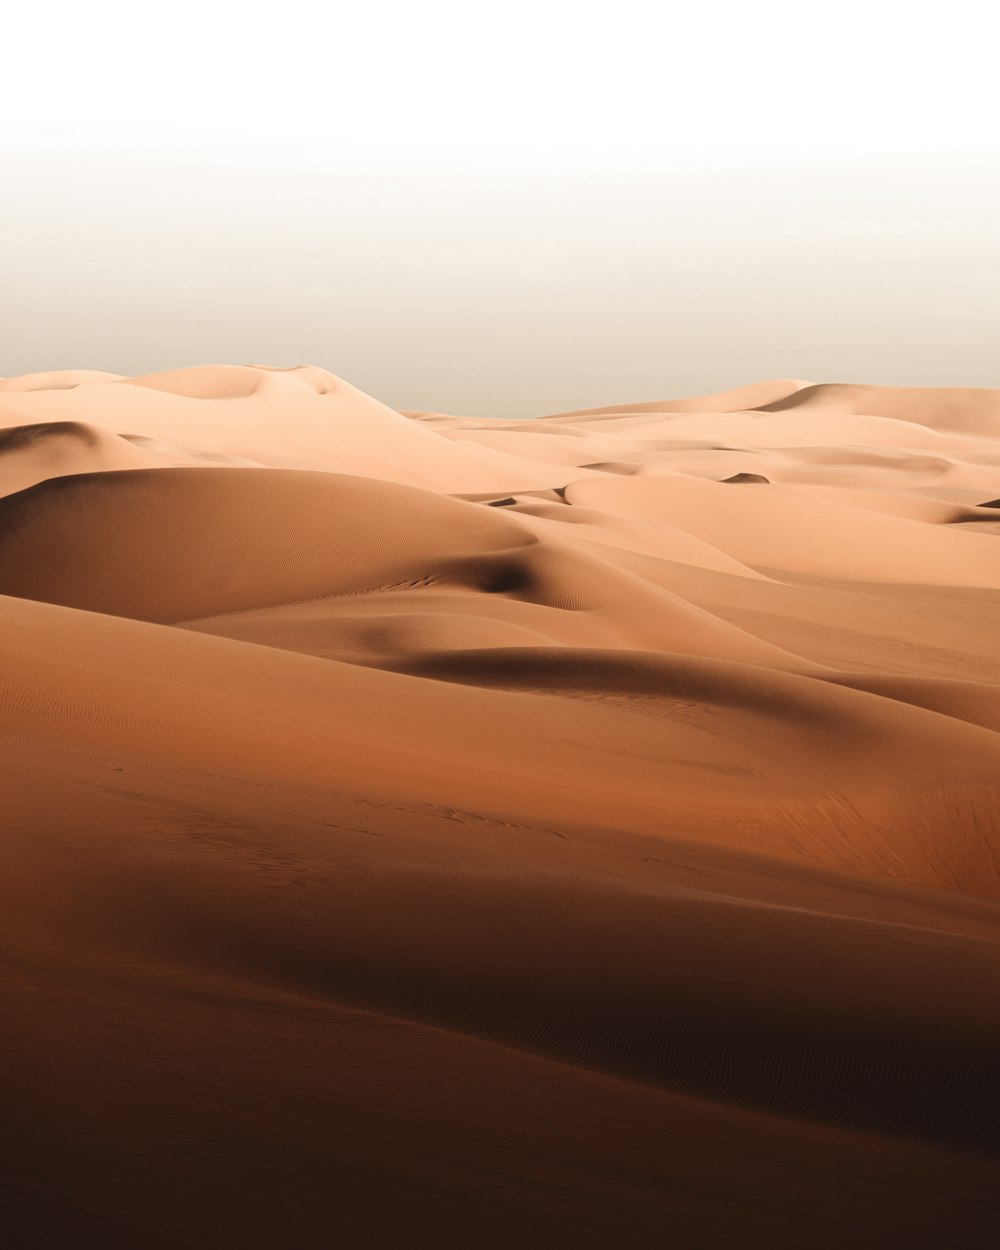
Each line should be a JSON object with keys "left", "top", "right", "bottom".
{"left": 2, "top": 363, "right": 1000, "bottom": 1248}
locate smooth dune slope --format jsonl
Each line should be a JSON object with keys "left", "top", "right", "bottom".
{"left": 2, "top": 363, "right": 1000, "bottom": 1249}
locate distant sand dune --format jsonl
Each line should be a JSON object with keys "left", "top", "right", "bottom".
{"left": 2, "top": 363, "right": 1000, "bottom": 1248}
{"left": 757, "top": 382, "right": 1000, "bottom": 436}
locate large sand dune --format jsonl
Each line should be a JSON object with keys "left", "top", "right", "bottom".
{"left": 2, "top": 364, "right": 999, "bottom": 1248}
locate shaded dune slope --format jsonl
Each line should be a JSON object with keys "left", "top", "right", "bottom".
{"left": 2, "top": 594, "right": 1000, "bottom": 1159}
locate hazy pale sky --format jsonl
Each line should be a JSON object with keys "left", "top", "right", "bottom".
{"left": 2, "top": 1, "right": 998, "bottom": 414}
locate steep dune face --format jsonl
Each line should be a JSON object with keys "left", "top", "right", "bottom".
{"left": 2, "top": 363, "right": 1000, "bottom": 1249}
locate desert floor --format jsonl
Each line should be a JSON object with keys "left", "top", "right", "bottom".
{"left": 2, "top": 365, "right": 999, "bottom": 1247}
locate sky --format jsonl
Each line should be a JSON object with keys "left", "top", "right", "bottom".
{"left": 2, "top": 0, "right": 998, "bottom": 415}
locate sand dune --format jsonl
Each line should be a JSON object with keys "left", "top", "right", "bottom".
{"left": 545, "top": 377, "right": 812, "bottom": 417}
{"left": 0, "top": 365, "right": 565, "bottom": 490}
{"left": 0, "top": 467, "right": 534, "bottom": 621}
{"left": 3, "top": 364, "right": 1000, "bottom": 1248}
{"left": 564, "top": 473, "right": 1000, "bottom": 586}
{"left": 758, "top": 382, "right": 1000, "bottom": 436}
{"left": 0, "top": 419, "right": 169, "bottom": 497}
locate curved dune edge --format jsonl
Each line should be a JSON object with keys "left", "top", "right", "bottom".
{"left": 3, "top": 364, "right": 1000, "bottom": 1246}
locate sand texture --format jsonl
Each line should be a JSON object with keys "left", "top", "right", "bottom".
{"left": 2, "top": 364, "right": 999, "bottom": 1248}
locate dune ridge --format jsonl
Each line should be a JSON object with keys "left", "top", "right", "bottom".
{"left": 2, "top": 363, "right": 999, "bottom": 1248}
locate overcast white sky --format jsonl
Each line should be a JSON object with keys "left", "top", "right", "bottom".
{"left": 2, "top": 1, "right": 998, "bottom": 413}
{"left": 4, "top": 0, "right": 997, "bottom": 170}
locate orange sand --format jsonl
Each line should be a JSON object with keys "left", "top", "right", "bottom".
{"left": 1, "top": 365, "right": 998, "bottom": 1247}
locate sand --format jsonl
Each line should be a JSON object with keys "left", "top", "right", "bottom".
{"left": 1, "top": 364, "right": 999, "bottom": 1248}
